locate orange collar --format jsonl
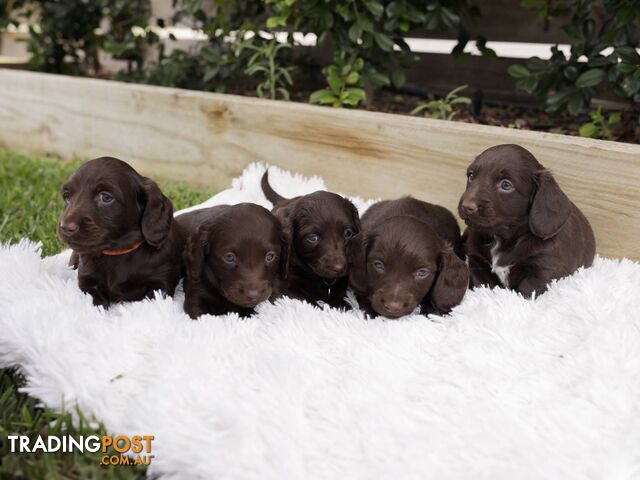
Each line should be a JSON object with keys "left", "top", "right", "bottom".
{"left": 101, "top": 241, "right": 144, "bottom": 256}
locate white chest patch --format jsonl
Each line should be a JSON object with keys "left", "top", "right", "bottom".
{"left": 490, "top": 239, "right": 511, "bottom": 288}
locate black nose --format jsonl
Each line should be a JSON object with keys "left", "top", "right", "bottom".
{"left": 59, "top": 220, "right": 79, "bottom": 235}
{"left": 462, "top": 201, "right": 478, "bottom": 215}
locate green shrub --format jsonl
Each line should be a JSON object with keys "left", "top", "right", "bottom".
{"left": 0, "top": 0, "right": 153, "bottom": 75}
{"left": 310, "top": 53, "right": 366, "bottom": 107}
{"left": 410, "top": 84, "right": 471, "bottom": 119}
{"left": 578, "top": 106, "right": 621, "bottom": 139}
{"left": 151, "top": 0, "right": 483, "bottom": 99}
{"left": 509, "top": 0, "right": 640, "bottom": 114}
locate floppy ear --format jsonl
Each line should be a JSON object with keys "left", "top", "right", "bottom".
{"left": 529, "top": 170, "right": 572, "bottom": 240}
{"left": 348, "top": 200, "right": 362, "bottom": 233}
{"left": 140, "top": 177, "right": 173, "bottom": 247}
{"left": 183, "top": 224, "right": 212, "bottom": 285}
{"left": 272, "top": 200, "right": 298, "bottom": 278}
{"left": 277, "top": 218, "right": 292, "bottom": 279}
{"left": 346, "top": 232, "right": 369, "bottom": 295}
{"left": 430, "top": 244, "right": 469, "bottom": 314}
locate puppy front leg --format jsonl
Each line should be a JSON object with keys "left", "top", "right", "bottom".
{"left": 467, "top": 254, "right": 500, "bottom": 289}
{"left": 515, "top": 275, "right": 550, "bottom": 298}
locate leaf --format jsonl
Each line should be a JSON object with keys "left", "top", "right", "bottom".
{"left": 410, "top": 103, "right": 429, "bottom": 116}
{"left": 345, "top": 87, "right": 366, "bottom": 105}
{"left": 566, "top": 92, "right": 584, "bottom": 115}
{"left": 327, "top": 69, "right": 342, "bottom": 94}
{"left": 575, "top": 69, "right": 605, "bottom": 88}
{"left": 266, "top": 16, "right": 286, "bottom": 29}
{"left": 608, "top": 112, "right": 621, "bottom": 126}
{"left": 450, "top": 97, "right": 471, "bottom": 105}
{"left": 373, "top": 32, "right": 395, "bottom": 52}
{"left": 348, "top": 23, "right": 362, "bottom": 43}
{"left": 390, "top": 68, "right": 405, "bottom": 88}
{"left": 508, "top": 64, "right": 530, "bottom": 79}
{"left": 366, "top": 1, "right": 384, "bottom": 18}
{"left": 545, "top": 91, "right": 570, "bottom": 111}
{"left": 346, "top": 71, "right": 360, "bottom": 85}
{"left": 579, "top": 122, "right": 597, "bottom": 138}
{"left": 309, "top": 89, "right": 335, "bottom": 104}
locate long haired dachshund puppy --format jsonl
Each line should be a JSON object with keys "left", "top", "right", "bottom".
{"left": 348, "top": 197, "right": 468, "bottom": 318}
{"left": 57, "top": 157, "right": 184, "bottom": 306}
{"left": 261, "top": 170, "right": 360, "bottom": 309}
{"left": 176, "top": 203, "right": 289, "bottom": 318}
{"left": 458, "top": 144, "right": 595, "bottom": 296}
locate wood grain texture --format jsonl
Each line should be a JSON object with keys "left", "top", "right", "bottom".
{"left": 0, "top": 69, "right": 638, "bottom": 259}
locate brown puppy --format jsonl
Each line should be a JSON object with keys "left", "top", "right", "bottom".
{"left": 458, "top": 144, "right": 595, "bottom": 297}
{"left": 348, "top": 197, "right": 468, "bottom": 318}
{"left": 261, "top": 170, "right": 360, "bottom": 309}
{"left": 57, "top": 157, "right": 183, "bottom": 307}
{"left": 176, "top": 203, "right": 289, "bottom": 318}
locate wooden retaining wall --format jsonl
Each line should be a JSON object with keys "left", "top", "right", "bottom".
{"left": 0, "top": 69, "right": 638, "bottom": 259}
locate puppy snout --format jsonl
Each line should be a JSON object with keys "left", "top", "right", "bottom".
{"left": 461, "top": 200, "right": 478, "bottom": 215}
{"left": 240, "top": 283, "right": 270, "bottom": 304}
{"left": 244, "top": 288, "right": 264, "bottom": 302}
{"left": 382, "top": 299, "right": 407, "bottom": 316}
{"left": 59, "top": 220, "right": 79, "bottom": 235}
{"left": 328, "top": 261, "right": 346, "bottom": 274}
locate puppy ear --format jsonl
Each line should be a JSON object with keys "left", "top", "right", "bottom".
{"left": 346, "top": 232, "right": 369, "bottom": 295}
{"left": 348, "top": 200, "right": 362, "bottom": 233}
{"left": 278, "top": 219, "right": 292, "bottom": 279}
{"left": 430, "top": 244, "right": 469, "bottom": 314}
{"left": 529, "top": 170, "right": 572, "bottom": 240}
{"left": 271, "top": 201, "right": 296, "bottom": 279}
{"left": 140, "top": 177, "right": 173, "bottom": 247}
{"left": 184, "top": 224, "right": 211, "bottom": 284}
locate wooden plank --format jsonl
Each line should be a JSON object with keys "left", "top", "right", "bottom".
{"left": 0, "top": 69, "right": 638, "bottom": 260}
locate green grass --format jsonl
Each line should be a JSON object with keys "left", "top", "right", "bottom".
{"left": 0, "top": 149, "right": 214, "bottom": 478}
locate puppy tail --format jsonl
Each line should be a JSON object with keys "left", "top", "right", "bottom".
{"left": 261, "top": 169, "right": 286, "bottom": 206}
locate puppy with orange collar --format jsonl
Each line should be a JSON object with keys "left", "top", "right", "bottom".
{"left": 58, "top": 157, "right": 184, "bottom": 307}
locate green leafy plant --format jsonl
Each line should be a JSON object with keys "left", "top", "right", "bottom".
{"left": 578, "top": 107, "right": 621, "bottom": 140}
{"left": 509, "top": 0, "right": 640, "bottom": 114}
{"left": 244, "top": 36, "right": 294, "bottom": 100}
{"left": 309, "top": 53, "right": 366, "bottom": 107}
{"left": 1, "top": 0, "right": 153, "bottom": 76}
{"left": 410, "top": 84, "right": 471, "bottom": 119}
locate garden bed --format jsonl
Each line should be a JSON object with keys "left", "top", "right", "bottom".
{"left": 0, "top": 68, "right": 639, "bottom": 260}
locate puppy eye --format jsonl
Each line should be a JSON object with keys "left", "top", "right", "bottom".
{"left": 223, "top": 252, "right": 236, "bottom": 263}
{"left": 372, "top": 260, "right": 385, "bottom": 271}
{"left": 344, "top": 228, "right": 354, "bottom": 239}
{"left": 265, "top": 251, "right": 276, "bottom": 263}
{"left": 62, "top": 190, "right": 71, "bottom": 203}
{"left": 99, "top": 192, "right": 114, "bottom": 204}
{"left": 416, "top": 268, "right": 430, "bottom": 279}
{"left": 305, "top": 233, "right": 319, "bottom": 244}
{"left": 467, "top": 171, "right": 474, "bottom": 182}
{"left": 499, "top": 179, "right": 514, "bottom": 191}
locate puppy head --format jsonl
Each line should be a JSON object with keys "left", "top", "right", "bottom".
{"left": 57, "top": 157, "right": 173, "bottom": 253}
{"left": 184, "top": 203, "right": 286, "bottom": 309}
{"left": 458, "top": 144, "right": 570, "bottom": 238}
{"left": 349, "top": 216, "right": 468, "bottom": 318}
{"left": 274, "top": 191, "right": 360, "bottom": 279}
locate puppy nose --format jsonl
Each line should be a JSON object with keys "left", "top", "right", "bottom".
{"left": 59, "top": 220, "right": 79, "bottom": 234}
{"left": 383, "top": 300, "right": 405, "bottom": 315}
{"left": 462, "top": 201, "right": 478, "bottom": 215}
{"left": 245, "top": 289, "right": 263, "bottom": 301}
{"left": 330, "top": 262, "right": 345, "bottom": 273}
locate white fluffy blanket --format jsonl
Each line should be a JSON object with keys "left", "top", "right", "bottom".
{"left": 1, "top": 164, "right": 640, "bottom": 480}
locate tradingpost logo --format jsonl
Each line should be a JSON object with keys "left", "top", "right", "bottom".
{"left": 6, "top": 435, "right": 155, "bottom": 466}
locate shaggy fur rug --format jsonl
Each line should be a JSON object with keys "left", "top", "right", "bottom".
{"left": 1, "top": 164, "right": 640, "bottom": 480}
